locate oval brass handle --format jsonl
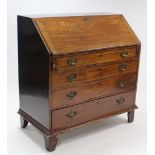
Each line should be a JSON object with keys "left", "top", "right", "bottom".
{"left": 68, "top": 57, "right": 78, "bottom": 66}
{"left": 67, "top": 73, "right": 77, "bottom": 81}
{"left": 120, "top": 51, "right": 128, "bottom": 58}
{"left": 66, "top": 91, "right": 77, "bottom": 99}
{"left": 116, "top": 97, "right": 125, "bottom": 105}
{"left": 118, "top": 80, "right": 127, "bottom": 87}
{"left": 66, "top": 111, "right": 77, "bottom": 118}
{"left": 119, "top": 64, "right": 127, "bottom": 72}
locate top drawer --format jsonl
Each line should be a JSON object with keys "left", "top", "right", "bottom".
{"left": 53, "top": 47, "right": 138, "bottom": 70}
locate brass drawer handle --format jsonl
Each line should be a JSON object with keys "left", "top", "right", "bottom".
{"left": 66, "top": 91, "right": 77, "bottom": 99}
{"left": 116, "top": 97, "right": 125, "bottom": 105}
{"left": 120, "top": 51, "right": 128, "bottom": 58}
{"left": 67, "top": 73, "right": 77, "bottom": 81}
{"left": 66, "top": 111, "right": 77, "bottom": 118}
{"left": 68, "top": 57, "right": 78, "bottom": 66}
{"left": 118, "top": 80, "right": 127, "bottom": 87}
{"left": 119, "top": 64, "right": 127, "bottom": 72}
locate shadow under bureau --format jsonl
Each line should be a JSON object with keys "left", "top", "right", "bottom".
{"left": 17, "top": 13, "right": 141, "bottom": 151}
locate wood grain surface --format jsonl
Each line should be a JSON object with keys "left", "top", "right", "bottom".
{"left": 51, "top": 59, "right": 138, "bottom": 89}
{"left": 52, "top": 91, "right": 136, "bottom": 130}
{"left": 34, "top": 15, "right": 140, "bottom": 55}
{"left": 52, "top": 47, "right": 138, "bottom": 70}
{"left": 51, "top": 72, "right": 137, "bottom": 109}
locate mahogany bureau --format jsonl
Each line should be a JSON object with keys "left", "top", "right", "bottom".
{"left": 17, "top": 13, "right": 141, "bottom": 151}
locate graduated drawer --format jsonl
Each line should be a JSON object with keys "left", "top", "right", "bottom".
{"left": 51, "top": 72, "right": 137, "bottom": 110}
{"left": 53, "top": 47, "right": 138, "bottom": 70}
{"left": 51, "top": 60, "right": 138, "bottom": 89}
{"left": 52, "top": 91, "right": 136, "bottom": 130}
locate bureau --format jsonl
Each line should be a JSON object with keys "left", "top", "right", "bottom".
{"left": 17, "top": 13, "right": 141, "bottom": 152}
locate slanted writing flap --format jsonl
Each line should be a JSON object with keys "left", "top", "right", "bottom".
{"left": 34, "top": 15, "right": 140, "bottom": 55}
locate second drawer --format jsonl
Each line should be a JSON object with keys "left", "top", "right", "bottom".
{"left": 51, "top": 60, "right": 138, "bottom": 89}
{"left": 53, "top": 47, "right": 138, "bottom": 70}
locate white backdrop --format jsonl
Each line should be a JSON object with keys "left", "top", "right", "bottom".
{"left": 7, "top": 1, "right": 147, "bottom": 155}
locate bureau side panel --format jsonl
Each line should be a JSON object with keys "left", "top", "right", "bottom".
{"left": 17, "top": 16, "right": 50, "bottom": 129}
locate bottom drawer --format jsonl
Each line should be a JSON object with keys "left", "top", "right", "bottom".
{"left": 52, "top": 91, "right": 136, "bottom": 130}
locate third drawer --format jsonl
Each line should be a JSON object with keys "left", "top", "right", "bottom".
{"left": 51, "top": 72, "right": 137, "bottom": 109}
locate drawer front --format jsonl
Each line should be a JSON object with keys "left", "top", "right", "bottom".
{"left": 53, "top": 47, "right": 138, "bottom": 70}
{"left": 51, "top": 73, "right": 137, "bottom": 109}
{"left": 52, "top": 91, "right": 136, "bottom": 130}
{"left": 52, "top": 60, "right": 138, "bottom": 89}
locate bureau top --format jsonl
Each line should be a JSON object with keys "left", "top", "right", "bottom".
{"left": 21, "top": 14, "right": 140, "bottom": 55}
